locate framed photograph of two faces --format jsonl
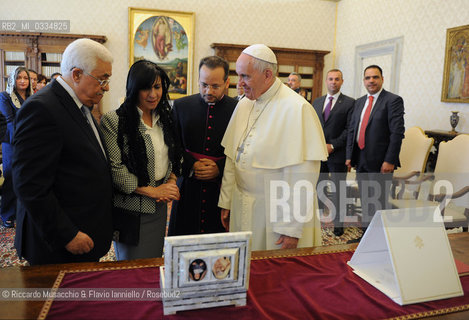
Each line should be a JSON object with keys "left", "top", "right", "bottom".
{"left": 129, "top": 7, "right": 195, "bottom": 99}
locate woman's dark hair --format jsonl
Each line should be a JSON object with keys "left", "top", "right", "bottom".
{"left": 37, "top": 74, "right": 47, "bottom": 83}
{"left": 116, "top": 60, "right": 182, "bottom": 187}
{"left": 8, "top": 66, "right": 33, "bottom": 99}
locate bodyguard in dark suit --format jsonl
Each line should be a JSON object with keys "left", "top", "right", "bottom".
{"left": 313, "top": 69, "right": 355, "bottom": 236}
{"left": 346, "top": 65, "right": 405, "bottom": 234}
{"left": 12, "top": 39, "right": 114, "bottom": 265}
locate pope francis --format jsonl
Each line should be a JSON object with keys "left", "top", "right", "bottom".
{"left": 218, "top": 44, "right": 328, "bottom": 250}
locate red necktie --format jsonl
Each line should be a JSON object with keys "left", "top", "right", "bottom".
{"left": 358, "top": 96, "right": 374, "bottom": 150}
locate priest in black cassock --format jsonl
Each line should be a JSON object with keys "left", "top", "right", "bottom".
{"left": 169, "top": 56, "right": 237, "bottom": 235}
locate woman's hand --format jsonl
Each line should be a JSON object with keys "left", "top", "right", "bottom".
{"left": 135, "top": 184, "right": 180, "bottom": 203}
{"left": 167, "top": 173, "right": 178, "bottom": 185}
{"left": 154, "top": 183, "right": 180, "bottom": 202}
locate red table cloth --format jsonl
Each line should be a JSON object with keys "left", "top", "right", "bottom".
{"left": 40, "top": 250, "right": 469, "bottom": 319}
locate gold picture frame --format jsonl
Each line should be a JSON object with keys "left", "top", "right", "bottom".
{"left": 129, "top": 7, "right": 195, "bottom": 99}
{"left": 441, "top": 24, "right": 469, "bottom": 103}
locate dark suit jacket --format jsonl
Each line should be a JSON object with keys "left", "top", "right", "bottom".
{"left": 346, "top": 89, "right": 405, "bottom": 172}
{"left": 313, "top": 93, "right": 355, "bottom": 166}
{"left": 12, "top": 79, "right": 113, "bottom": 265}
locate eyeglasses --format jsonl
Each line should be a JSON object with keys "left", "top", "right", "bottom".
{"left": 83, "top": 71, "right": 111, "bottom": 87}
{"left": 200, "top": 82, "right": 225, "bottom": 90}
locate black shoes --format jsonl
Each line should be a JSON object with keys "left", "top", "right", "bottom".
{"left": 2, "top": 219, "right": 14, "bottom": 228}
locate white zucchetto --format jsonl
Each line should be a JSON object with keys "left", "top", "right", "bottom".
{"left": 242, "top": 44, "right": 277, "bottom": 64}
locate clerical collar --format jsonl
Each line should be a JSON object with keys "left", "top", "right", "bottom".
{"left": 209, "top": 94, "right": 224, "bottom": 106}
{"left": 256, "top": 78, "right": 282, "bottom": 103}
{"left": 201, "top": 94, "right": 224, "bottom": 106}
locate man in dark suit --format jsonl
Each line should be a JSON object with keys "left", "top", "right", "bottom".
{"left": 236, "top": 83, "right": 245, "bottom": 101}
{"left": 313, "top": 69, "right": 355, "bottom": 236}
{"left": 346, "top": 65, "right": 405, "bottom": 237}
{"left": 169, "top": 56, "right": 237, "bottom": 236}
{"left": 12, "top": 38, "right": 114, "bottom": 265}
{"left": 287, "top": 72, "right": 301, "bottom": 94}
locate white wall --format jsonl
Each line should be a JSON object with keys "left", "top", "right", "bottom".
{"left": 336, "top": 0, "right": 469, "bottom": 132}
{"left": 5, "top": 0, "right": 466, "bottom": 133}
{"left": 0, "top": 0, "right": 337, "bottom": 113}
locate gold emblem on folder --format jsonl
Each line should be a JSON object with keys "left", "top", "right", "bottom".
{"left": 414, "top": 236, "right": 424, "bottom": 249}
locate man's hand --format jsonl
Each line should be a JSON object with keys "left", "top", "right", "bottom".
{"left": 345, "top": 159, "right": 352, "bottom": 169}
{"left": 65, "top": 231, "right": 94, "bottom": 255}
{"left": 193, "top": 158, "right": 219, "bottom": 180}
{"left": 275, "top": 235, "right": 299, "bottom": 249}
{"left": 220, "top": 209, "right": 230, "bottom": 231}
{"left": 326, "top": 144, "right": 334, "bottom": 154}
{"left": 381, "top": 161, "right": 395, "bottom": 173}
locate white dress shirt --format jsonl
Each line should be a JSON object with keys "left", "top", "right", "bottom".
{"left": 357, "top": 88, "right": 383, "bottom": 143}
{"left": 137, "top": 108, "right": 169, "bottom": 181}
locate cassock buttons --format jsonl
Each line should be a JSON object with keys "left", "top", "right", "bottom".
{"left": 207, "top": 137, "right": 211, "bottom": 140}
{"left": 209, "top": 115, "right": 213, "bottom": 119}
{"left": 208, "top": 126, "right": 212, "bottom": 130}
{"left": 205, "top": 148, "right": 209, "bottom": 151}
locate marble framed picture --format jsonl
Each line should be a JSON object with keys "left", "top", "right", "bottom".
{"left": 160, "top": 231, "right": 252, "bottom": 315}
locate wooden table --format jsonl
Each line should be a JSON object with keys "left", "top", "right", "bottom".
{"left": 1, "top": 233, "right": 468, "bottom": 319}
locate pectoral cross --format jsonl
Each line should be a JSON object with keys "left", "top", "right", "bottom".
{"left": 236, "top": 143, "right": 245, "bottom": 162}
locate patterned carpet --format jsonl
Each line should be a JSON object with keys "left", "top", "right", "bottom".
{"left": 0, "top": 220, "right": 362, "bottom": 268}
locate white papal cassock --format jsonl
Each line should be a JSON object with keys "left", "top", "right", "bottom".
{"left": 218, "top": 78, "right": 328, "bottom": 250}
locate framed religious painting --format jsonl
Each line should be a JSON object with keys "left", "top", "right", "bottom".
{"left": 441, "top": 24, "right": 469, "bottom": 103}
{"left": 129, "top": 7, "right": 195, "bottom": 99}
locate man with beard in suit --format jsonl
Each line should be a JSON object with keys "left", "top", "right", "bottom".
{"left": 346, "top": 65, "right": 405, "bottom": 242}
{"left": 169, "top": 56, "right": 237, "bottom": 236}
